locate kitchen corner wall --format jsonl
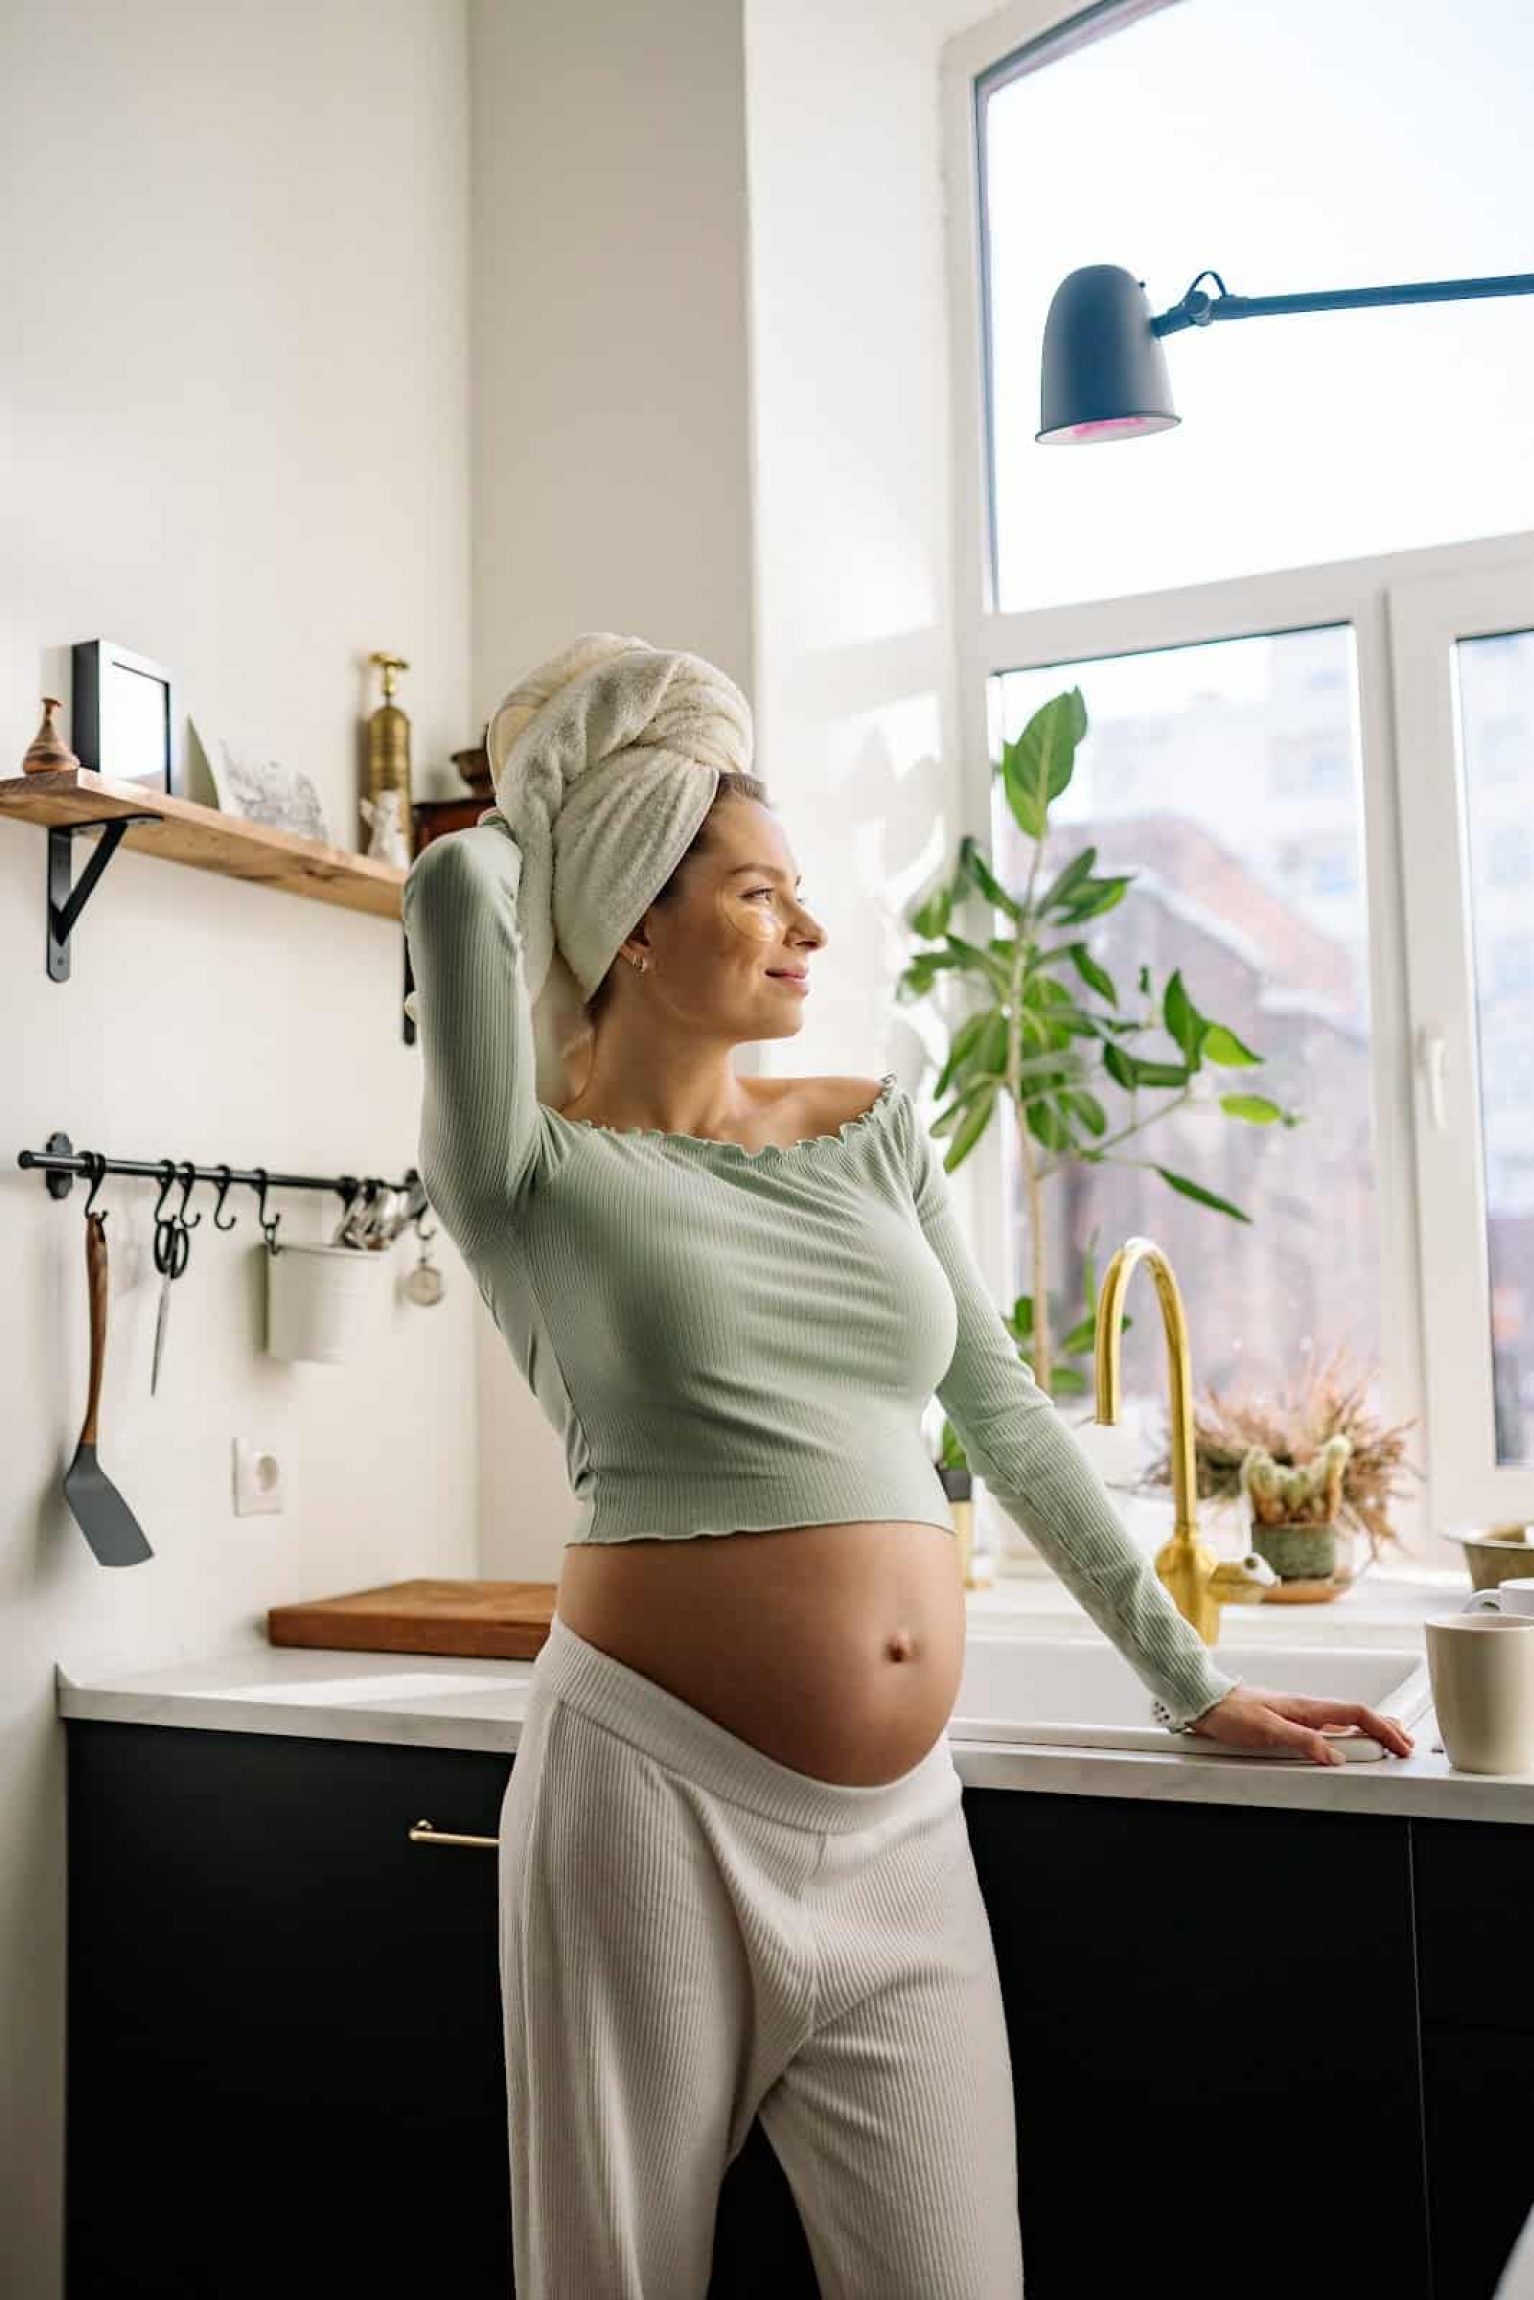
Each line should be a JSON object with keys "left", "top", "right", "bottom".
{"left": 0, "top": 6, "right": 478, "bottom": 2290}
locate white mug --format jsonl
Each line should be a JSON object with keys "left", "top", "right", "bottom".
{"left": 1426, "top": 1612, "right": 1534, "bottom": 1774}
{"left": 1462, "top": 1575, "right": 1534, "bottom": 1617}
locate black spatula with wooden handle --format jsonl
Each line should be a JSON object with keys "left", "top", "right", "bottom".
{"left": 63, "top": 1210, "right": 153, "bottom": 1565}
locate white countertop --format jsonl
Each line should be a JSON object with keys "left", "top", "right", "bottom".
{"left": 55, "top": 1561, "right": 1534, "bottom": 1824}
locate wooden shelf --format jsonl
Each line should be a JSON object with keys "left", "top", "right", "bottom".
{"left": 0, "top": 768, "right": 405, "bottom": 920}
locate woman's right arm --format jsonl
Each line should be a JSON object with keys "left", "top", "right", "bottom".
{"left": 401, "top": 815, "right": 542, "bottom": 1255}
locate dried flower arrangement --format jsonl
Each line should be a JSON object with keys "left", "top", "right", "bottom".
{"left": 1141, "top": 1340, "right": 1423, "bottom": 1568}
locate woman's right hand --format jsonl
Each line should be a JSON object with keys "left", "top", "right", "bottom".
{"left": 1186, "top": 1686, "right": 1415, "bottom": 1766}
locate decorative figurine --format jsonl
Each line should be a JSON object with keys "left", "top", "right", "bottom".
{"left": 21, "top": 697, "right": 81, "bottom": 776}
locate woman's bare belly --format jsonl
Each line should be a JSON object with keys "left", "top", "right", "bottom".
{"left": 555, "top": 1519, "right": 966, "bottom": 1787}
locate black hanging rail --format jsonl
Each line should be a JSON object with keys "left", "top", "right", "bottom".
{"left": 17, "top": 1133, "right": 429, "bottom": 1254}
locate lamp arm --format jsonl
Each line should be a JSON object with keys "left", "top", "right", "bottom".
{"left": 1152, "top": 266, "right": 1534, "bottom": 337}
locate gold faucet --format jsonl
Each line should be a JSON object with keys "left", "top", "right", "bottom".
{"left": 1093, "top": 1236, "right": 1274, "bottom": 1646}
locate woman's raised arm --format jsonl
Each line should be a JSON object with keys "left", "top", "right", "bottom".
{"left": 402, "top": 816, "right": 543, "bottom": 1256}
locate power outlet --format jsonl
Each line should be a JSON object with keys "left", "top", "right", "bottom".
{"left": 232, "top": 1437, "right": 286, "bottom": 1517}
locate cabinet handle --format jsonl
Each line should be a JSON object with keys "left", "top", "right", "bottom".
{"left": 408, "top": 1816, "right": 497, "bottom": 1851}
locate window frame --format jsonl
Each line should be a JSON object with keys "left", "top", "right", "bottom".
{"left": 940, "top": 0, "right": 1534, "bottom": 1551}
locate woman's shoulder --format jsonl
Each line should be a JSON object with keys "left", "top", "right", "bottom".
{"left": 771, "top": 1073, "right": 892, "bottom": 1130}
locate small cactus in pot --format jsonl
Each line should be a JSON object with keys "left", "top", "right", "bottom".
{"left": 1240, "top": 1432, "right": 1352, "bottom": 1582}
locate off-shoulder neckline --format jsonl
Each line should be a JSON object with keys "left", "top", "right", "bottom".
{"left": 543, "top": 1071, "right": 900, "bottom": 1160}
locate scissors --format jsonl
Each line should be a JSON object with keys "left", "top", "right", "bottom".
{"left": 151, "top": 1168, "right": 196, "bottom": 1396}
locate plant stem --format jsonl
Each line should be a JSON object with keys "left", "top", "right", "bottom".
{"left": 1015, "top": 842, "right": 1052, "bottom": 1390}
{"left": 1035, "top": 1086, "right": 1194, "bottom": 1181}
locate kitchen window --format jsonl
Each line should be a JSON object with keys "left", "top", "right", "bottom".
{"left": 940, "top": 0, "right": 1534, "bottom": 1545}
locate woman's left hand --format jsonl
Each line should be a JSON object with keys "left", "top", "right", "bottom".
{"left": 1187, "top": 1685, "right": 1416, "bottom": 1766}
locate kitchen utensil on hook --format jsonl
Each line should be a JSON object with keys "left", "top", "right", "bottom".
{"left": 403, "top": 1209, "right": 445, "bottom": 1307}
{"left": 379, "top": 1179, "right": 431, "bottom": 1250}
{"left": 150, "top": 1162, "right": 196, "bottom": 1396}
{"left": 358, "top": 1185, "right": 404, "bottom": 1249}
{"left": 63, "top": 1169, "right": 153, "bottom": 1566}
{"left": 333, "top": 1179, "right": 382, "bottom": 1249}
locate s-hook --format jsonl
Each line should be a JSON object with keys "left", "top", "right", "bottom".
{"left": 82, "top": 1149, "right": 108, "bottom": 1224}
{"left": 152, "top": 1162, "right": 190, "bottom": 1282}
{"left": 249, "top": 1167, "right": 283, "bottom": 1254}
{"left": 210, "top": 1164, "right": 239, "bottom": 1232}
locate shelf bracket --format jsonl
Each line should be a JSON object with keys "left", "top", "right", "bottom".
{"left": 47, "top": 813, "right": 159, "bottom": 982}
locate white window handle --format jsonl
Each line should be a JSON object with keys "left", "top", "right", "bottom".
{"left": 1417, "top": 1027, "right": 1448, "bottom": 1133}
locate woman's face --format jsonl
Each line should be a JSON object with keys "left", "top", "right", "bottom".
{"left": 632, "top": 799, "right": 825, "bottom": 1036}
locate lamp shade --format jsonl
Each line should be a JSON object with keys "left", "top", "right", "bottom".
{"left": 1038, "top": 264, "right": 1179, "bottom": 444}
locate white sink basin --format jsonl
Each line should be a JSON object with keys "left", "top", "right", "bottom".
{"left": 949, "top": 1635, "right": 1432, "bottom": 1761}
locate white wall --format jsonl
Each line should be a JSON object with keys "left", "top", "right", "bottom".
{"left": 0, "top": 6, "right": 476, "bottom": 2290}
{"left": 743, "top": 0, "right": 985, "bottom": 1082}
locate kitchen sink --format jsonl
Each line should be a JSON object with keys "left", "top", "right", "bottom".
{"left": 949, "top": 1635, "right": 1433, "bottom": 1761}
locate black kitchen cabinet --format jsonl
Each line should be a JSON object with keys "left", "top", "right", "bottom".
{"left": 66, "top": 1723, "right": 515, "bottom": 2299}
{"left": 966, "top": 1786, "right": 1430, "bottom": 2300}
{"left": 63, "top": 1720, "right": 1531, "bottom": 2299}
{"left": 1413, "top": 1818, "right": 1534, "bottom": 2299}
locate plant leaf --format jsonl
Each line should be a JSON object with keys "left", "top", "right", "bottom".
{"left": 1059, "top": 874, "right": 1133, "bottom": 923}
{"left": 1130, "top": 1058, "right": 1194, "bottom": 1088}
{"left": 1066, "top": 1090, "right": 1108, "bottom": 1136}
{"left": 909, "top": 882, "right": 953, "bottom": 940}
{"left": 1202, "top": 1021, "right": 1263, "bottom": 1068}
{"left": 1038, "top": 843, "right": 1097, "bottom": 917}
{"left": 1102, "top": 1039, "right": 1138, "bottom": 1092}
{"left": 942, "top": 934, "right": 1014, "bottom": 996}
{"left": 1219, "top": 1093, "right": 1285, "bottom": 1124}
{"left": 1067, "top": 941, "right": 1118, "bottom": 1003}
{"left": 940, "top": 1083, "right": 997, "bottom": 1169}
{"left": 958, "top": 837, "right": 1022, "bottom": 921}
{"left": 999, "top": 689, "right": 1087, "bottom": 841}
{"left": 1162, "top": 969, "right": 1206, "bottom": 1065}
{"left": 1152, "top": 1165, "right": 1253, "bottom": 1223}
{"left": 932, "top": 1008, "right": 995, "bottom": 1099}
{"left": 1025, "top": 1097, "right": 1074, "bottom": 1152}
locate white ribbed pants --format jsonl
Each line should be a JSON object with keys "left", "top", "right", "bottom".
{"left": 498, "top": 1611, "right": 1024, "bottom": 2299}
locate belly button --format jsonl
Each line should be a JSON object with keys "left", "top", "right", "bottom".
{"left": 885, "top": 1630, "right": 916, "bottom": 1662}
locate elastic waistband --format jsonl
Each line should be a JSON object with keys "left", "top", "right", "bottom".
{"left": 529, "top": 1611, "right": 958, "bottom": 1835}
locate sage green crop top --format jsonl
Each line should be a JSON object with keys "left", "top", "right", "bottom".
{"left": 401, "top": 816, "right": 1241, "bottom": 1733}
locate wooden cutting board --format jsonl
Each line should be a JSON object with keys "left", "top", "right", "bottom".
{"left": 267, "top": 1578, "right": 559, "bottom": 1660}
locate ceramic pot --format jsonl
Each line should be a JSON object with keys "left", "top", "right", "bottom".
{"left": 1252, "top": 1517, "right": 1337, "bottom": 1583}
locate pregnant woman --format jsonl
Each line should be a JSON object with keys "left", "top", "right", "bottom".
{"left": 402, "top": 632, "right": 1414, "bottom": 2300}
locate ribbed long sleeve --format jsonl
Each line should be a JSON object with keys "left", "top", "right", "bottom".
{"left": 896, "top": 1095, "right": 1241, "bottom": 1732}
{"left": 402, "top": 817, "right": 542, "bottom": 1255}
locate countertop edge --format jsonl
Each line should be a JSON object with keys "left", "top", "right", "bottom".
{"left": 55, "top": 1679, "right": 1534, "bottom": 1824}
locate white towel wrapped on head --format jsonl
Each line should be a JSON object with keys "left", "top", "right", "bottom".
{"left": 405, "top": 631, "right": 754, "bottom": 1107}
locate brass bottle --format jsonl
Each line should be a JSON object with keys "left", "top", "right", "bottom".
{"left": 365, "top": 651, "right": 415, "bottom": 860}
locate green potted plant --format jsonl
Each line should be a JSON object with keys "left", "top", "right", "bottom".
{"left": 1241, "top": 1433, "right": 1351, "bottom": 1585}
{"left": 901, "top": 686, "right": 1303, "bottom": 1531}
